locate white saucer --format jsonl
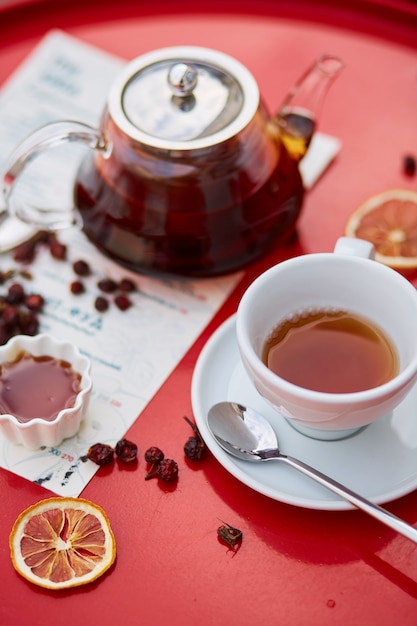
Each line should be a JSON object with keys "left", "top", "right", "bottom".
{"left": 191, "top": 315, "right": 417, "bottom": 510}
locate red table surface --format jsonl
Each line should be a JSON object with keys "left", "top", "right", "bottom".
{"left": 1, "top": 1, "right": 417, "bottom": 624}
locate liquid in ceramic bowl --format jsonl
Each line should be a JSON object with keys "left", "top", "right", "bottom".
{"left": 0, "top": 334, "right": 92, "bottom": 449}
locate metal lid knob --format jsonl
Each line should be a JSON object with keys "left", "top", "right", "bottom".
{"left": 167, "top": 63, "right": 198, "bottom": 97}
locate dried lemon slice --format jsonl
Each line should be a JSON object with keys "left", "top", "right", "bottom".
{"left": 345, "top": 189, "right": 417, "bottom": 269}
{"left": 9, "top": 497, "right": 116, "bottom": 590}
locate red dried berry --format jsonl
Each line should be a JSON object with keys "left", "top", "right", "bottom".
{"left": 118, "top": 278, "right": 136, "bottom": 292}
{"left": 70, "top": 280, "right": 85, "bottom": 295}
{"left": 403, "top": 155, "right": 416, "bottom": 177}
{"left": 17, "top": 309, "right": 39, "bottom": 336}
{"left": 157, "top": 459, "right": 179, "bottom": 482}
{"left": 144, "top": 446, "right": 165, "bottom": 479}
{"left": 146, "top": 458, "right": 178, "bottom": 482}
{"left": 115, "top": 438, "right": 138, "bottom": 462}
{"left": 97, "top": 278, "right": 118, "bottom": 293}
{"left": 48, "top": 233, "right": 67, "bottom": 260}
{"left": 24, "top": 293, "right": 45, "bottom": 312}
{"left": 114, "top": 294, "right": 132, "bottom": 311}
{"left": 2, "top": 305, "right": 18, "bottom": 327}
{"left": 184, "top": 436, "right": 206, "bottom": 460}
{"left": 144, "top": 446, "right": 165, "bottom": 465}
{"left": 73, "top": 259, "right": 91, "bottom": 276}
{"left": 12, "top": 240, "right": 36, "bottom": 263}
{"left": 6, "top": 283, "right": 25, "bottom": 305}
{"left": 86, "top": 443, "right": 114, "bottom": 466}
{"left": 12, "top": 230, "right": 49, "bottom": 263}
{"left": 0, "top": 322, "right": 11, "bottom": 345}
{"left": 94, "top": 296, "right": 109, "bottom": 312}
{"left": 183, "top": 416, "right": 206, "bottom": 460}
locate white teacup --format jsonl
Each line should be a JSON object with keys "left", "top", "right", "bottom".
{"left": 236, "top": 237, "right": 417, "bottom": 440}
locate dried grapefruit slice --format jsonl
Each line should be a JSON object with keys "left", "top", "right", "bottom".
{"left": 345, "top": 189, "right": 417, "bottom": 269}
{"left": 9, "top": 497, "right": 116, "bottom": 590}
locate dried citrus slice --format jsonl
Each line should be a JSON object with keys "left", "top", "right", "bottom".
{"left": 345, "top": 189, "right": 417, "bottom": 269}
{"left": 9, "top": 497, "right": 116, "bottom": 590}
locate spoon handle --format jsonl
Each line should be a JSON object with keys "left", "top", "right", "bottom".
{"left": 281, "top": 454, "right": 417, "bottom": 543}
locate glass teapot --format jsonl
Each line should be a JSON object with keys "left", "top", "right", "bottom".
{"left": 1, "top": 47, "right": 343, "bottom": 276}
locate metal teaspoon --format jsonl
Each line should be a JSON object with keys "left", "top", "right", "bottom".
{"left": 207, "top": 401, "right": 417, "bottom": 544}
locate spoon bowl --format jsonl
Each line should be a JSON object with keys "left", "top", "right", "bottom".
{"left": 207, "top": 402, "right": 277, "bottom": 460}
{"left": 207, "top": 401, "right": 417, "bottom": 544}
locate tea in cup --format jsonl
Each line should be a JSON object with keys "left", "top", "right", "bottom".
{"left": 236, "top": 237, "right": 417, "bottom": 440}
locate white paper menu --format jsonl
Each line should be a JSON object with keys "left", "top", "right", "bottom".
{"left": 0, "top": 31, "right": 243, "bottom": 496}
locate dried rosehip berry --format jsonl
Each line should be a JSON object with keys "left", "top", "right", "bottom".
{"left": 114, "top": 294, "right": 132, "bottom": 311}
{"left": 95, "top": 296, "right": 109, "bottom": 312}
{"left": 6, "top": 283, "right": 25, "bottom": 304}
{"left": 144, "top": 446, "right": 166, "bottom": 480}
{"left": 118, "top": 278, "right": 136, "bottom": 292}
{"left": 183, "top": 416, "right": 206, "bottom": 460}
{"left": 157, "top": 459, "right": 178, "bottom": 482}
{"left": 184, "top": 436, "right": 206, "bottom": 460}
{"left": 0, "top": 322, "right": 11, "bottom": 345}
{"left": 73, "top": 259, "right": 91, "bottom": 276}
{"left": 97, "top": 278, "right": 118, "bottom": 293}
{"left": 48, "top": 233, "right": 67, "bottom": 260}
{"left": 24, "top": 293, "right": 45, "bottom": 312}
{"left": 144, "top": 446, "right": 165, "bottom": 465}
{"left": 12, "top": 230, "right": 49, "bottom": 263}
{"left": 70, "top": 280, "right": 85, "bottom": 295}
{"left": 2, "top": 305, "right": 18, "bottom": 327}
{"left": 17, "top": 309, "right": 39, "bottom": 336}
{"left": 403, "top": 155, "right": 416, "bottom": 177}
{"left": 12, "top": 240, "right": 36, "bottom": 263}
{"left": 115, "top": 438, "right": 138, "bottom": 462}
{"left": 86, "top": 443, "right": 114, "bottom": 466}
{"left": 145, "top": 458, "right": 178, "bottom": 482}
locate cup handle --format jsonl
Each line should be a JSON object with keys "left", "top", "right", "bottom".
{"left": 1, "top": 120, "right": 109, "bottom": 230}
{"left": 333, "top": 236, "right": 375, "bottom": 260}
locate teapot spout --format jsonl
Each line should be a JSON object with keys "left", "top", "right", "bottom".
{"left": 272, "top": 54, "right": 344, "bottom": 163}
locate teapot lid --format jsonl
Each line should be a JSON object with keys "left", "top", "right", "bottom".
{"left": 108, "top": 46, "right": 259, "bottom": 151}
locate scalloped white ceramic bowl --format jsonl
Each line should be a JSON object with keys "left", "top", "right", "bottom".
{"left": 0, "top": 334, "right": 92, "bottom": 449}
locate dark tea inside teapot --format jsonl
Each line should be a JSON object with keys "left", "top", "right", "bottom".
{"left": 2, "top": 47, "right": 343, "bottom": 276}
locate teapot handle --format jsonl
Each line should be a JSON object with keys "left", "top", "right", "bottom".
{"left": 1, "top": 121, "right": 109, "bottom": 230}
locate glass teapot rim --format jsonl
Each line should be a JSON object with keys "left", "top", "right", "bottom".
{"left": 107, "top": 45, "right": 260, "bottom": 152}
